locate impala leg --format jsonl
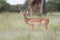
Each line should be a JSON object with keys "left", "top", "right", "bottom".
{"left": 29, "top": 25, "right": 33, "bottom": 40}
{"left": 45, "top": 25, "right": 47, "bottom": 30}
{"left": 45, "top": 20, "right": 49, "bottom": 30}
{"left": 45, "top": 25, "right": 48, "bottom": 30}
{"left": 30, "top": 26, "right": 33, "bottom": 33}
{"left": 44, "top": 24, "right": 48, "bottom": 30}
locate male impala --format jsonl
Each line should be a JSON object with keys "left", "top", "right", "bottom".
{"left": 22, "top": 11, "right": 49, "bottom": 31}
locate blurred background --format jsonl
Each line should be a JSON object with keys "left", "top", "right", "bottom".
{"left": 0, "top": 0, "right": 60, "bottom": 13}
{"left": 0, "top": 0, "right": 60, "bottom": 40}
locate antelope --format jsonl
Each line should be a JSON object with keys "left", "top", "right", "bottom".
{"left": 22, "top": 11, "right": 49, "bottom": 31}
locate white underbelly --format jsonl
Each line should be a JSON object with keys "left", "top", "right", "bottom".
{"left": 33, "top": 22, "right": 43, "bottom": 26}
{"left": 28, "top": 21, "right": 45, "bottom": 26}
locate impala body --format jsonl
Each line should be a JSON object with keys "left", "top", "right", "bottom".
{"left": 22, "top": 11, "right": 49, "bottom": 30}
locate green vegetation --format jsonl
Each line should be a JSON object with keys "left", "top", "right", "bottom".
{"left": 0, "top": 12, "right": 60, "bottom": 40}
{"left": 0, "top": 0, "right": 60, "bottom": 13}
{"left": 0, "top": 0, "right": 60, "bottom": 40}
{"left": 47, "top": 0, "right": 60, "bottom": 12}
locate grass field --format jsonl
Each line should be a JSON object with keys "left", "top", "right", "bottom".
{"left": 0, "top": 12, "right": 60, "bottom": 40}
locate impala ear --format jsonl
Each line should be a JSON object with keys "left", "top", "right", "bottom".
{"left": 20, "top": 10, "right": 23, "bottom": 14}
{"left": 21, "top": 11, "right": 26, "bottom": 15}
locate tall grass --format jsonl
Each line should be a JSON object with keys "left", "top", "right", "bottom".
{"left": 0, "top": 12, "right": 60, "bottom": 40}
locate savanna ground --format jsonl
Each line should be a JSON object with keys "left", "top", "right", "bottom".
{"left": 0, "top": 12, "right": 60, "bottom": 40}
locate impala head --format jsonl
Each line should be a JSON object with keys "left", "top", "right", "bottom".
{"left": 21, "top": 10, "right": 28, "bottom": 21}
{"left": 20, "top": 10, "right": 26, "bottom": 16}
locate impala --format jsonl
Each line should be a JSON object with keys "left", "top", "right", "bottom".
{"left": 22, "top": 11, "right": 49, "bottom": 31}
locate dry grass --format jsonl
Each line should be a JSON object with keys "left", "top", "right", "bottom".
{"left": 0, "top": 12, "right": 60, "bottom": 40}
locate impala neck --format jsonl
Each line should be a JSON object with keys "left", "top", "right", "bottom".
{"left": 23, "top": 13, "right": 28, "bottom": 22}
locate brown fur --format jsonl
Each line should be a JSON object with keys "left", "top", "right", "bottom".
{"left": 22, "top": 11, "right": 49, "bottom": 30}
